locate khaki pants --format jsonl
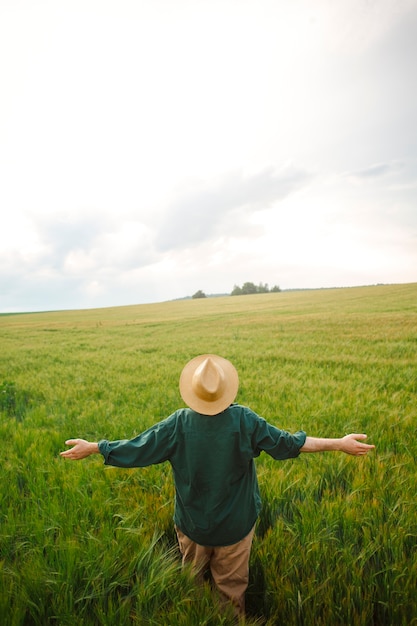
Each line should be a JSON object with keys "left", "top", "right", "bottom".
{"left": 175, "top": 525, "right": 255, "bottom": 618}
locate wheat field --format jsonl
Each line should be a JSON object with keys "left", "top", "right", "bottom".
{"left": 1, "top": 283, "right": 416, "bottom": 624}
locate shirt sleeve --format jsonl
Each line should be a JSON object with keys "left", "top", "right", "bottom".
{"left": 98, "top": 414, "right": 177, "bottom": 468}
{"left": 252, "top": 415, "right": 306, "bottom": 459}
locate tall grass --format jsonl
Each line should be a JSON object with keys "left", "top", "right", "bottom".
{"left": 1, "top": 283, "right": 416, "bottom": 624}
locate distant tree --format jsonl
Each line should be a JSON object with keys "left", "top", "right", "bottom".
{"left": 192, "top": 290, "right": 207, "bottom": 299}
{"left": 257, "top": 282, "right": 269, "bottom": 293}
{"left": 231, "top": 284, "right": 243, "bottom": 296}
{"left": 241, "top": 282, "right": 257, "bottom": 295}
{"left": 270, "top": 285, "right": 281, "bottom": 292}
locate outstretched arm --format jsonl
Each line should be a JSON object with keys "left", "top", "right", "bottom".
{"left": 60, "top": 439, "right": 100, "bottom": 460}
{"left": 300, "top": 433, "right": 375, "bottom": 456}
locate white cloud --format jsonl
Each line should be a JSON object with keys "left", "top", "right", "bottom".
{"left": 344, "top": 161, "right": 404, "bottom": 182}
{"left": 156, "top": 165, "right": 314, "bottom": 251}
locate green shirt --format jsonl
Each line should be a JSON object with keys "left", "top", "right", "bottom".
{"left": 98, "top": 404, "right": 306, "bottom": 546}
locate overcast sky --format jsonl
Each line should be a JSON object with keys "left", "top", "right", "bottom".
{"left": 1, "top": 0, "right": 416, "bottom": 312}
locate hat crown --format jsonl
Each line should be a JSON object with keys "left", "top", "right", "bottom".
{"left": 192, "top": 357, "right": 225, "bottom": 401}
{"left": 179, "top": 353, "right": 238, "bottom": 415}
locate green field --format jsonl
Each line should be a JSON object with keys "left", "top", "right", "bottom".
{"left": 1, "top": 283, "right": 416, "bottom": 625}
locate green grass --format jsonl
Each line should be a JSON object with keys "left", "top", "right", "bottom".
{"left": 1, "top": 283, "right": 416, "bottom": 624}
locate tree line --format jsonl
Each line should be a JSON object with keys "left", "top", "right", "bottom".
{"left": 192, "top": 282, "right": 281, "bottom": 299}
{"left": 231, "top": 282, "right": 281, "bottom": 295}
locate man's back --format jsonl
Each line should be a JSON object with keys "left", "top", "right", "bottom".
{"left": 168, "top": 404, "right": 261, "bottom": 545}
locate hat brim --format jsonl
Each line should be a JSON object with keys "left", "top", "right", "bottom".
{"left": 179, "top": 354, "right": 239, "bottom": 415}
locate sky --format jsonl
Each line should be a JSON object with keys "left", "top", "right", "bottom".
{"left": 1, "top": 0, "right": 417, "bottom": 312}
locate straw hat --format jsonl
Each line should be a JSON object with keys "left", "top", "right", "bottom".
{"left": 179, "top": 354, "right": 239, "bottom": 415}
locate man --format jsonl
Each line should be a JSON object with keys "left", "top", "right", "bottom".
{"left": 61, "top": 354, "right": 375, "bottom": 618}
